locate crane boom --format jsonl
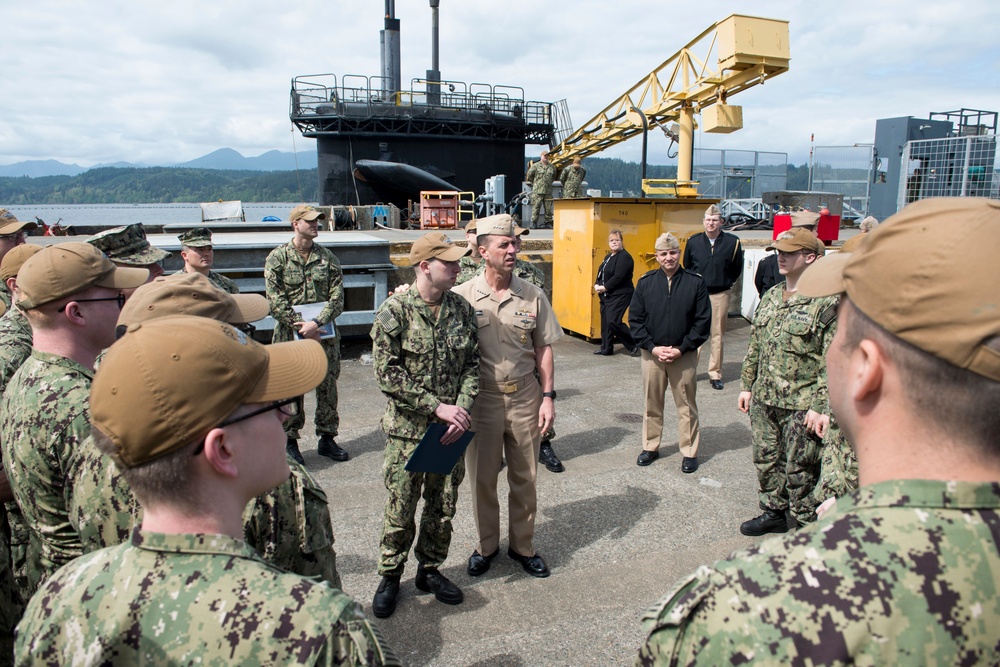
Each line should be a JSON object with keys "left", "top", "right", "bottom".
{"left": 549, "top": 15, "right": 790, "bottom": 185}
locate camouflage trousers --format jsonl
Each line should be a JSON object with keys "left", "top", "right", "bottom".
{"left": 243, "top": 459, "right": 341, "bottom": 590}
{"left": 285, "top": 338, "right": 340, "bottom": 440}
{"left": 3, "top": 503, "right": 26, "bottom": 618}
{"left": 377, "top": 435, "right": 465, "bottom": 576}
{"left": 813, "top": 419, "right": 859, "bottom": 504}
{"left": 749, "top": 400, "right": 824, "bottom": 525}
{"left": 530, "top": 193, "right": 553, "bottom": 227}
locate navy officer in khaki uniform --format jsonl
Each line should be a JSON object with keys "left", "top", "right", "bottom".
{"left": 453, "top": 214, "right": 563, "bottom": 578}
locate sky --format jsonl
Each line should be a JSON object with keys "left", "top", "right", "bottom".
{"left": 3, "top": 0, "right": 1000, "bottom": 168}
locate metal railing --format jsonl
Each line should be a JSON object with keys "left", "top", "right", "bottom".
{"left": 290, "top": 73, "right": 551, "bottom": 126}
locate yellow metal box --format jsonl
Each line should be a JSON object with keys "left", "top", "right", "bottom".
{"left": 703, "top": 104, "right": 744, "bottom": 134}
{"left": 552, "top": 197, "right": 717, "bottom": 339}
{"left": 716, "top": 15, "right": 790, "bottom": 71}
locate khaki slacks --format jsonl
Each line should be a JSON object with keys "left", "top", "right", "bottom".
{"left": 641, "top": 349, "right": 700, "bottom": 458}
{"left": 466, "top": 375, "right": 542, "bottom": 558}
{"left": 699, "top": 290, "right": 730, "bottom": 381}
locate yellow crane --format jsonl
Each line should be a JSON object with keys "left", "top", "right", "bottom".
{"left": 548, "top": 14, "right": 790, "bottom": 196}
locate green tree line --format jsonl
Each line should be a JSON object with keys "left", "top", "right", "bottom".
{"left": 0, "top": 160, "right": 809, "bottom": 204}
{"left": 0, "top": 167, "right": 319, "bottom": 204}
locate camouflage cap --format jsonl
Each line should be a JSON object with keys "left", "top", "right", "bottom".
{"left": 766, "top": 227, "right": 825, "bottom": 256}
{"left": 0, "top": 209, "right": 38, "bottom": 235}
{"left": 118, "top": 272, "right": 269, "bottom": 328}
{"left": 290, "top": 204, "right": 326, "bottom": 222}
{"left": 799, "top": 197, "right": 1000, "bottom": 382}
{"left": 0, "top": 243, "right": 43, "bottom": 281}
{"left": 410, "top": 232, "right": 471, "bottom": 265}
{"left": 87, "top": 223, "right": 171, "bottom": 265}
{"left": 790, "top": 210, "right": 821, "bottom": 228}
{"left": 177, "top": 227, "right": 213, "bottom": 248}
{"left": 16, "top": 242, "right": 149, "bottom": 309}
{"left": 654, "top": 233, "right": 680, "bottom": 251}
{"left": 92, "top": 315, "right": 327, "bottom": 468}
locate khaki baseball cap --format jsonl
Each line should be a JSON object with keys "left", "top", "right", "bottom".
{"left": 290, "top": 204, "right": 326, "bottom": 222}
{"left": 766, "top": 227, "right": 825, "bottom": 256}
{"left": 466, "top": 216, "right": 529, "bottom": 237}
{"left": 118, "top": 272, "right": 269, "bottom": 328}
{"left": 409, "top": 232, "right": 471, "bottom": 265}
{"left": 799, "top": 197, "right": 1000, "bottom": 382}
{"left": 92, "top": 315, "right": 328, "bottom": 468}
{"left": 790, "top": 210, "right": 821, "bottom": 228}
{"left": 0, "top": 243, "right": 43, "bottom": 281}
{"left": 177, "top": 227, "right": 213, "bottom": 247}
{"left": 88, "top": 224, "right": 171, "bottom": 265}
{"left": 17, "top": 242, "right": 149, "bottom": 310}
{"left": 0, "top": 209, "right": 38, "bottom": 235}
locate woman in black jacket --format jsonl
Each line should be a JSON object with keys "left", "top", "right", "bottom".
{"left": 594, "top": 230, "right": 639, "bottom": 356}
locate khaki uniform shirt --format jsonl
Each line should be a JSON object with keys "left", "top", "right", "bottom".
{"left": 453, "top": 273, "right": 562, "bottom": 383}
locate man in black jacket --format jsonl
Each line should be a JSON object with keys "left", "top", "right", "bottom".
{"left": 629, "top": 233, "right": 711, "bottom": 473}
{"left": 682, "top": 204, "right": 743, "bottom": 390}
{"left": 594, "top": 230, "right": 638, "bottom": 356}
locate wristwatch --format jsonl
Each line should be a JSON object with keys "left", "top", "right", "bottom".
{"left": 542, "top": 391, "right": 557, "bottom": 400}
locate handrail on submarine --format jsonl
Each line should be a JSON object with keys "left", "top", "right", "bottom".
{"left": 547, "top": 14, "right": 790, "bottom": 185}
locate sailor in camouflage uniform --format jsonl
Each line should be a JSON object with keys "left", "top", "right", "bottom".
{"left": 637, "top": 197, "right": 1000, "bottom": 666}
{"left": 0, "top": 210, "right": 36, "bottom": 312}
{"left": 558, "top": 157, "right": 586, "bottom": 199}
{"left": 525, "top": 150, "right": 556, "bottom": 228}
{"left": 177, "top": 226, "right": 241, "bottom": 293}
{"left": 369, "top": 233, "right": 479, "bottom": 618}
{"left": 65, "top": 273, "right": 343, "bottom": 588}
{"left": 265, "top": 204, "right": 348, "bottom": 464}
{"left": 736, "top": 227, "right": 836, "bottom": 535}
{"left": 87, "top": 222, "right": 170, "bottom": 284}
{"left": 458, "top": 218, "right": 563, "bottom": 472}
{"left": 16, "top": 316, "right": 398, "bottom": 666}
{"left": 0, "top": 244, "right": 42, "bottom": 651}
{"left": 0, "top": 243, "right": 147, "bottom": 598}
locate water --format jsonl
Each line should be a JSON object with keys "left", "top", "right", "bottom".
{"left": 4, "top": 202, "right": 306, "bottom": 227}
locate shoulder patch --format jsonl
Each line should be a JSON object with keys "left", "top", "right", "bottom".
{"left": 375, "top": 308, "right": 401, "bottom": 334}
{"left": 819, "top": 302, "right": 838, "bottom": 326}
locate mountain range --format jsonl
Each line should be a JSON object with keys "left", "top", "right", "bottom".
{"left": 0, "top": 148, "right": 319, "bottom": 178}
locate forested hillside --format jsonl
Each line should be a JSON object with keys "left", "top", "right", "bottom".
{"left": 1, "top": 159, "right": 809, "bottom": 204}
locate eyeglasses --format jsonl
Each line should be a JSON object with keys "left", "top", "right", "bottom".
{"left": 776, "top": 249, "right": 807, "bottom": 258}
{"left": 192, "top": 397, "right": 301, "bottom": 455}
{"left": 0, "top": 232, "right": 25, "bottom": 242}
{"left": 61, "top": 294, "right": 127, "bottom": 312}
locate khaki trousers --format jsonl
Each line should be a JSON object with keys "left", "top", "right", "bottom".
{"left": 699, "top": 290, "right": 730, "bottom": 381}
{"left": 466, "top": 375, "right": 542, "bottom": 558}
{"left": 641, "top": 349, "right": 700, "bottom": 457}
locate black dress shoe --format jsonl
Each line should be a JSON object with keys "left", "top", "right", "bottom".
{"left": 593, "top": 349, "right": 613, "bottom": 356}
{"left": 739, "top": 508, "right": 789, "bottom": 537}
{"left": 317, "top": 435, "right": 349, "bottom": 461}
{"left": 467, "top": 549, "right": 499, "bottom": 576}
{"left": 539, "top": 443, "right": 565, "bottom": 473}
{"left": 507, "top": 548, "right": 550, "bottom": 578}
{"left": 636, "top": 450, "right": 659, "bottom": 466}
{"left": 415, "top": 564, "right": 463, "bottom": 605}
{"left": 681, "top": 457, "right": 699, "bottom": 473}
{"left": 629, "top": 347, "right": 642, "bottom": 358}
{"left": 371, "top": 574, "right": 401, "bottom": 618}
{"left": 710, "top": 379, "right": 724, "bottom": 390}
{"left": 285, "top": 438, "right": 305, "bottom": 466}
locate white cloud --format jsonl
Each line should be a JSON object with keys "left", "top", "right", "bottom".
{"left": 2, "top": 0, "right": 999, "bottom": 169}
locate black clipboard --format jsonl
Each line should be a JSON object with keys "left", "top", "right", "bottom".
{"left": 405, "top": 423, "right": 475, "bottom": 474}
